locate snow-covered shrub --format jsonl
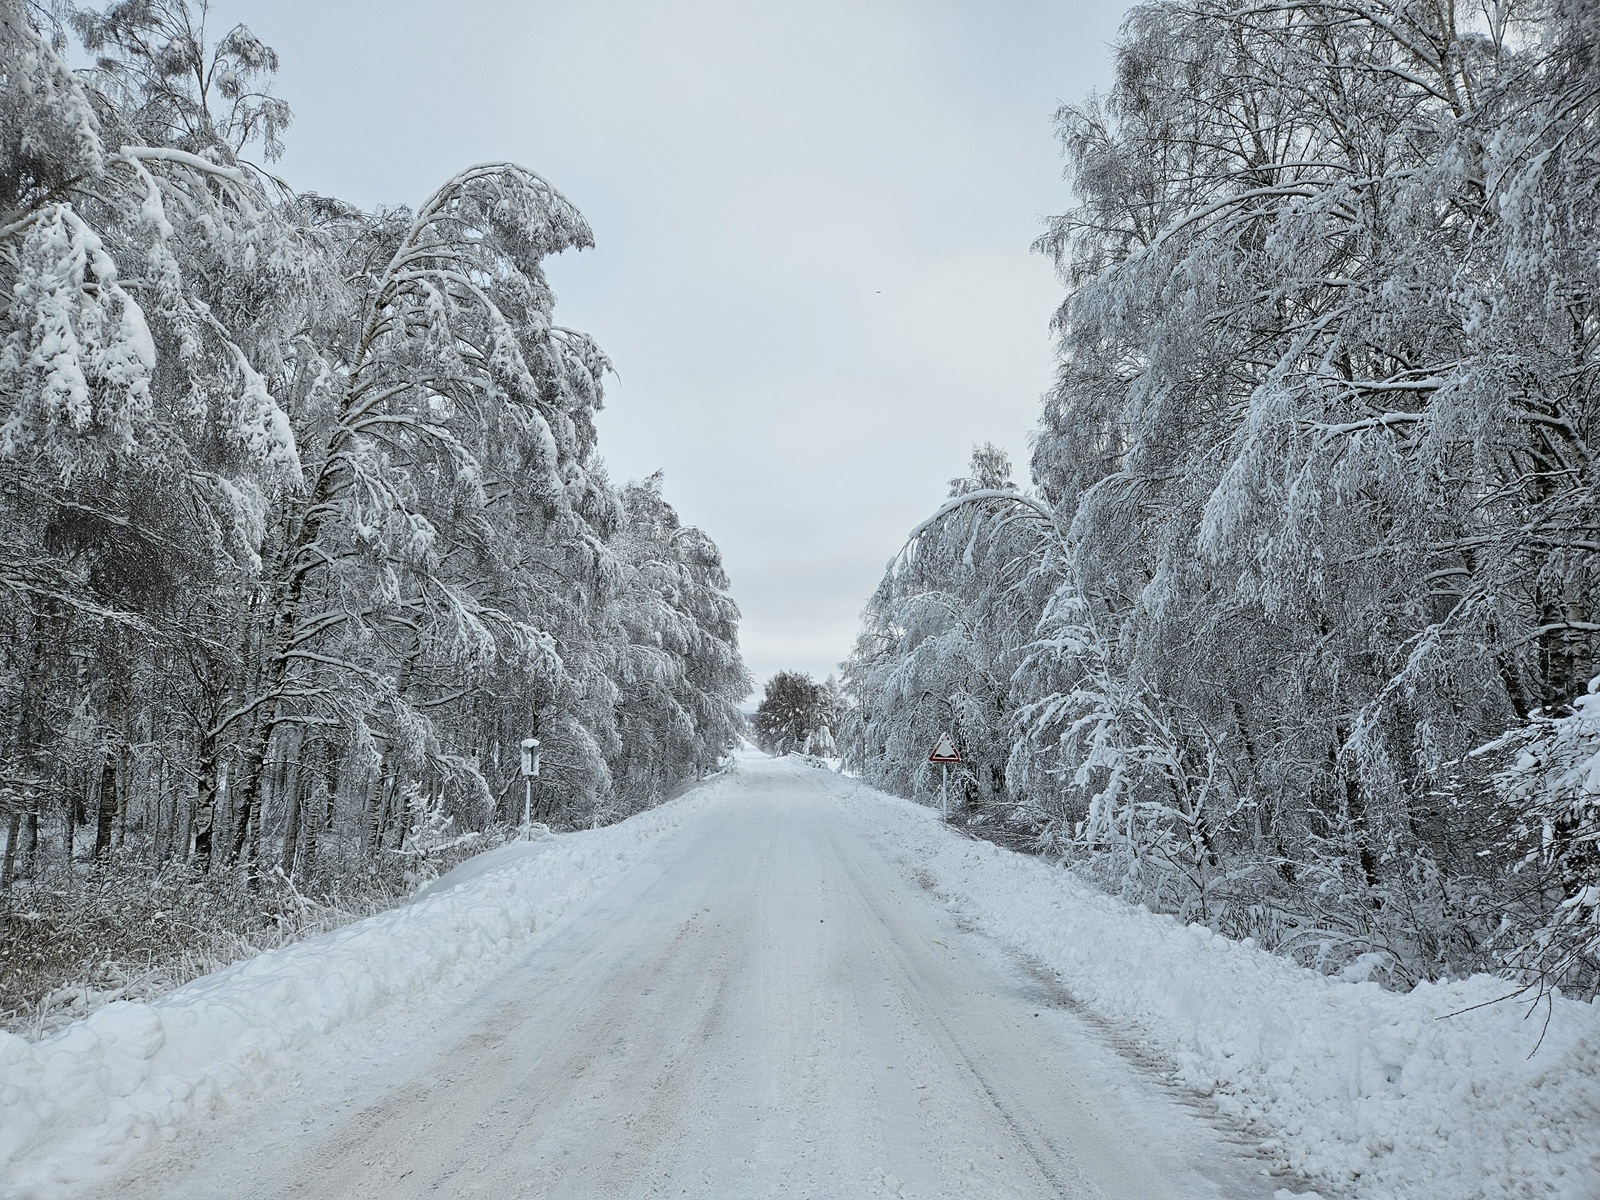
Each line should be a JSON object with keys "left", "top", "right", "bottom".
{"left": 1484, "top": 679, "right": 1600, "bottom": 998}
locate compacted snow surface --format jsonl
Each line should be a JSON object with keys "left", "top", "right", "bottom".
{"left": 1, "top": 754, "right": 1596, "bottom": 1199}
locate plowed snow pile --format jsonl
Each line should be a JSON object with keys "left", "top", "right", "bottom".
{"left": 0, "top": 770, "right": 738, "bottom": 1200}
{"left": 3, "top": 759, "right": 1598, "bottom": 1200}
{"left": 837, "top": 774, "right": 1600, "bottom": 1200}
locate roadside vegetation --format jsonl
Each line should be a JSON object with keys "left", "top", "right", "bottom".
{"left": 0, "top": 0, "right": 748, "bottom": 1035}
{"left": 844, "top": 0, "right": 1600, "bottom": 1001}
{"left": 752, "top": 671, "right": 844, "bottom": 758}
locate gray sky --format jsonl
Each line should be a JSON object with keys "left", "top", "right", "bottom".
{"left": 222, "top": 0, "right": 1127, "bottom": 696}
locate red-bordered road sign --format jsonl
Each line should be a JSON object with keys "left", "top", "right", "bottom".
{"left": 928, "top": 731, "right": 960, "bottom": 763}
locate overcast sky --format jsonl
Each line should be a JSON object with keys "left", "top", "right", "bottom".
{"left": 218, "top": 0, "right": 1128, "bottom": 697}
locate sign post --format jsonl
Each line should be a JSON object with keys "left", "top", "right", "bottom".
{"left": 519, "top": 737, "right": 541, "bottom": 837}
{"left": 928, "top": 731, "right": 960, "bottom": 820}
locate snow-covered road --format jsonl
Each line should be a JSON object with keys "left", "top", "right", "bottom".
{"left": 84, "top": 756, "right": 1280, "bottom": 1200}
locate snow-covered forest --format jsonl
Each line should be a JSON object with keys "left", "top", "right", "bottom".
{"left": 844, "top": 0, "right": 1600, "bottom": 998}
{"left": 0, "top": 0, "right": 748, "bottom": 1026}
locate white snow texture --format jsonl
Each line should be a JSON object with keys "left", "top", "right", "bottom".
{"left": 854, "top": 787, "right": 1600, "bottom": 1200}
{"left": 1, "top": 763, "right": 1597, "bottom": 1200}
{"left": 0, "top": 773, "right": 739, "bottom": 1199}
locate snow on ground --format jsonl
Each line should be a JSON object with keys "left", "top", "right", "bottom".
{"left": 88, "top": 754, "right": 1285, "bottom": 1200}
{"left": 837, "top": 773, "right": 1600, "bottom": 1200}
{"left": 3, "top": 754, "right": 1597, "bottom": 1200}
{"left": 0, "top": 765, "right": 741, "bottom": 1200}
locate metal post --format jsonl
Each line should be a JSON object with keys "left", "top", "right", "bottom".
{"left": 941, "top": 763, "right": 948, "bottom": 820}
{"left": 518, "top": 736, "right": 540, "bottom": 838}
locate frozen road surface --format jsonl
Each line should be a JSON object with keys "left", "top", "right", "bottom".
{"left": 97, "top": 757, "right": 1281, "bottom": 1200}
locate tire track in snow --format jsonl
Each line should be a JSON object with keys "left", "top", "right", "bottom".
{"left": 78, "top": 758, "right": 1288, "bottom": 1200}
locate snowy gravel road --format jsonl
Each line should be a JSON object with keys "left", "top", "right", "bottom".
{"left": 92, "top": 756, "right": 1279, "bottom": 1200}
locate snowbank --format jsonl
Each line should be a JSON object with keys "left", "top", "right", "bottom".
{"left": 0, "top": 769, "right": 736, "bottom": 1200}
{"left": 840, "top": 776, "right": 1600, "bottom": 1200}
{"left": 6, "top": 757, "right": 1594, "bottom": 1200}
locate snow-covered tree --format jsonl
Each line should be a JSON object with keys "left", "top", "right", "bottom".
{"left": 754, "top": 670, "right": 841, "bottom": 757}
{"left": 1006, "top": 0, "right": 1600, "bottom": 983}
{"left": 1481, "top": 677, "right": 1600, "bottom": 997}
{"left": 848, "top": 0, "right": 1599, "bottom": 991}
{"left": 602, "top": 472, "right": 749, "bottom": 818}
{"left": 843, "top": 445, "right": 1056, "bottom": 819}
{"left": 0, "top": 1, "right": 749, "bottom": 916}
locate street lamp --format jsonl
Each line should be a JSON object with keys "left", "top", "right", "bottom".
{"left": 519, "top": 737, "right": 540, "bottom": 837}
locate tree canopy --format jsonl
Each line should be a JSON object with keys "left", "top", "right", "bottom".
{"left": 844, "top": 0, "right": 1600, "bottom": 999}
{"left": 753, "top": 671, "right": 842, "bottom": 758}
{"left": 0, "top": 0, "right": 750, "bottom": 902}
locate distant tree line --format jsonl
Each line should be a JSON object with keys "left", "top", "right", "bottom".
{"left": 0, "top": 0, "right": 750, "bottom": 903}
{"left": 844, "top": 0, "right": 1599, "bottom": 999}
{"left": 752, "top": 671, "right": 842, "bottom": 758}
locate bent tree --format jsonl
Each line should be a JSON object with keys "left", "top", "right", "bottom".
{"left": 214, "top": 163, "right": 609, "bottom": 867}
{"left": 847, "top": 0, "right": 1600, "bottom": 997}
{"left": 0, "top": 2, "right": 748, "bottom": 898}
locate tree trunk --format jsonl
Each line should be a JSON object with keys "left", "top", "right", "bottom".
{"left": 280, "top": 773, "right": 303, "bottom": 878}
{"left": 176, "top": 786, "right": 193, "bottom": 870}
{"left": 1343, "top": 775, "right": 1380, "bottom": 891}
{"left": 147, "top": 762, "right": 162, "bottom": 865}
{"left": 229, "top": 712, "right": 273, "bottom": 868}
{"left": 270, "top": 729, "right": 300, "bottom": 876}
{"left": 113, "top": 745, "right": 130, "bottom": 850}
{"left": 388, "top": 780, "right": 409, "bottom": 857}
{"left": 0, "top": 813, "right": 20, "bottom": 889}
{"left": 359, "top": 770, "right": 379, "bottom": 856}
{"left": 300, "top": 779, "right": 320, "bottom": 875}
{"left": 152, "top": 757, "right": 170, "bottom": 864}
{"left": 370, "top": 769, "right": 399, "bottom": 854}
{"left": 63, "top": 781, "right": 75, "bottom": 865}
{"left": 245, "top": 792, "right": 263, "bottom": 882}
{"left": 301, "top": 742, "right": 330, "bottom": 874}
{"left": 193, "top": 736, "right": 220, "bottom": 872}
{"left": 92, "top": 755, "right": 116, "bottom": 859}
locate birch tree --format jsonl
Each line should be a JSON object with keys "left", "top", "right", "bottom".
{"left": 849, "top": 0, "right": 1598, "bottom": 993}
{"left": 0, "top": 0, "right": 750, "bottom": 926}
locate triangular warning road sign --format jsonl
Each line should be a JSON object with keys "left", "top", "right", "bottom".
{"left": 928, "top": 731, "right": 960, "bottom": 763}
